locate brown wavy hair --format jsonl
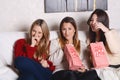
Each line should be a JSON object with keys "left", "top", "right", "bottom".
{"left": 28, "top": 19, "right": 50, "bottom": 59}
{"left": 59, "top": 17, "right": 80, "bottom": 53}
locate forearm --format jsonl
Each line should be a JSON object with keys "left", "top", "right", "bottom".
{"left": 105, "top": 29, "right": 120, "bottom": 54}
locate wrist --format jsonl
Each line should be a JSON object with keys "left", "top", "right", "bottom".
{"left": 103, "top": 27, "right": 109, "bottom": 33}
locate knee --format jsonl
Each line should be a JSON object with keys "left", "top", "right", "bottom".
{"left": 14, "top": 57, "right": 30, "bottom": 69}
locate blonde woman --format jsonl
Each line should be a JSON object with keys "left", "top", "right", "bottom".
{"left": 14, "top": 19, "right": 55, "bottom": 80}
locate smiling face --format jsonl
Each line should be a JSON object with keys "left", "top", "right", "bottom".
{"left": 89, "top": 14, "right": 100, "bottom": 32}
{"left": 31, "top": 25, "right": 43, "bottom": 43}
{"left": 61, "top": 22, "right": 75, "bottom": 43}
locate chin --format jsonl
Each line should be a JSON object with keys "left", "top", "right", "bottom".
{"left": 92, "top": 29, "right": 96, "bottom": 32}
{"left": 92, "top": 27, "right": 98, "bottom": 31}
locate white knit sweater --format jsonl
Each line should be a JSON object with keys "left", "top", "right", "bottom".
{"left": 96, "top": 29, "right": 120, "bottom": 80}
{"left": 49, "top": 39, "right": 88, "bottom": 73}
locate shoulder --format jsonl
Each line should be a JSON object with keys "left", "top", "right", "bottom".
{"left": 80, "top": 40, "right": 87, "bottom": 47}
{"left": 104, "top": 29, "right": 120, "bottom": 38}
{"left": 15, "top": 38, "right": 26, "bottom": 44}
{"left": 105, "top": 29, "right": 119, "bottom": 35}
{"left": 51, "top": 38, "right": 59, "bottom": 42}
{"left": 50, "top": 38, "right": 60, "bottom": 46}
{"left": 80, "top": 40, "right": 87, "bottom": 52}
{"left": 50, "top": 38, "right": 61, "bottom": 50}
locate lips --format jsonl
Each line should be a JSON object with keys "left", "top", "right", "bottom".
{"left": 35, "top": 39, "right": 37, "bottom": 42}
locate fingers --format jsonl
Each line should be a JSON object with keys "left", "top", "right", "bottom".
{"left": 77, "top": 65, "right": 86, "bottom": 72}
{"left": 31, "top": 36, "right": 38, "bottom": 47}
{"left": 96, "top": 22, "right": 109, "bottom": 32}
{"left": 95, "top": 22, "right": 100, "bottom": 28}
{"left": 77, "top": 68, "right": 86, "bottom": 72}
{"left": 34, "top": 38, "right": 37, "bottom": 42}
{"left": 31, "top": 33, "right": 41, "bottom": 46}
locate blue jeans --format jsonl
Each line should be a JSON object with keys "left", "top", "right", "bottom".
{"left": 14, "top": 56, "right": 52, "bottom": 80}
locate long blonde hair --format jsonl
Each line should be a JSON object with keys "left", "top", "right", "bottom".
{"left": 28, "top": 19, "right": 50, "bottom": 59}
{"left": 59, "top": 17, "right": 80, "bottom": 53}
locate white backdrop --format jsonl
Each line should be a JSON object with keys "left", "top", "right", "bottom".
{"left": 0, "top": 0, "right": 120, "bottom": 32}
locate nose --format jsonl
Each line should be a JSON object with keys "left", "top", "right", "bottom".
{"left": 65, "top": 29, "right": 69, "bottom": 35}
{"left": 92, "top": 20, "right": 96, "bottom": 24}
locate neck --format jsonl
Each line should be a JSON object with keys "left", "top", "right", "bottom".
{"left": 67, "top": 39, "right": 73, "bottom": 44}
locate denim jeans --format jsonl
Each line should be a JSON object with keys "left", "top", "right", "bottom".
{"left": 14, "top": 56, "right": 52, "bottom": 80}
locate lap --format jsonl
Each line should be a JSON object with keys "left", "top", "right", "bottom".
{"left": 51, "top": 70, "right": 100, "bottom": 80}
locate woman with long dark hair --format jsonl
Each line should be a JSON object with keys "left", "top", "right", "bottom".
{"left": 87, "top": 9, "right": 120, "bottom": 79}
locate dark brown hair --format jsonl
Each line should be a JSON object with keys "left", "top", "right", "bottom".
{"left": 87, "top": 9, "right": 109, "bottom": 45}
{"left": 59, "top": 16, "right": 80, "bottom": 53}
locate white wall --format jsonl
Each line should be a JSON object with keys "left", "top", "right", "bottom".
{"left": 0, "top": 0, "right": 120, "bottom": 32}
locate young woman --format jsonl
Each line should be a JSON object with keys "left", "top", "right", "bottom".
{"left": 49, "top": 17, "right": 100, "bottom": 80}
{"left": 87, "top": 9, "right": 120, "bottom": 79}
{"left": 14, "top": 19, "right": 55, "bottom": 80}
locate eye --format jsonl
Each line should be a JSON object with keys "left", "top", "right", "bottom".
{"left": 38, "top": 32, "right": 41, "bottom": 34}
{"left": 90, "top": 19, "right": 93, "bottom": 21}
{"left": 68, "top": 27, "right": 72, "bottom": 30}
{"left": 62, "top": 27, "right": 66, "bottom": 31}
{"left": 32, "top": 29, "right": 36, "bottom": 33}
{"left": 38, "top": 32, "right": 42, "bottom": 34}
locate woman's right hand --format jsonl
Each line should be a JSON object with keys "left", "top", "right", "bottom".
{"left": 31, "top": 36, "right": 38, "bottom": 47}
{"left": 77, "top": 65, "right": 86, "bottom": 72}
